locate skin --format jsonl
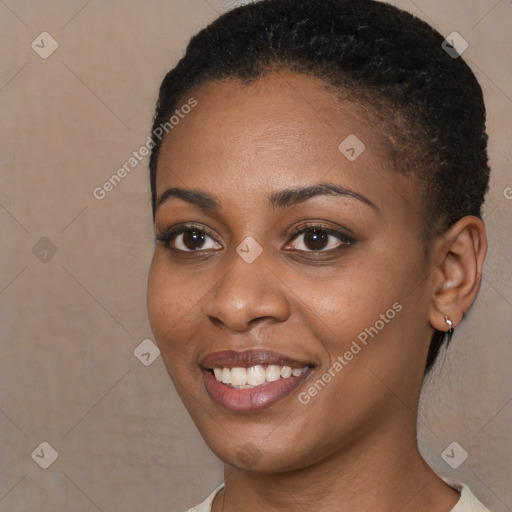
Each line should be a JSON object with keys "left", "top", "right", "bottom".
{"left": 146, "top": 72, "right": 487, "bottom": 512}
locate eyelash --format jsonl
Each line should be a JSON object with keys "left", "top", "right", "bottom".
{"left": 287, "top": 223, "right": 355, "bottom": 250}
{"left": 155, "top": 224, "right": 219, "bottom": 251}
{"left": 155, "top": 223, "right": 356, "bottom": 254}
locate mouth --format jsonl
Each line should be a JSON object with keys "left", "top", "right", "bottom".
{"left": 199, "top": 349, "right": 315, "bottom": 412}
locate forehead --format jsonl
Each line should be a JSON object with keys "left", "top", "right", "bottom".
{"left": 155, "top": 72, "right": 417, "bottom": 216}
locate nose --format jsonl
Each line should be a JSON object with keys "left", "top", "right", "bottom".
{"left": 203, "top": 250, "right": 291, "bottom": 332}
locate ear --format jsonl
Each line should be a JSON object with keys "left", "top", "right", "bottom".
{"left": 428, "top": 216, "right": 488, "bottom": 331}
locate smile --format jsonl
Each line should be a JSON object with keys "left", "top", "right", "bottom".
{"left": 200, "top": 349, "right": 315, "bottom": 412}
{"left": 213, "top": 365, "right": 309, "bottom": 388}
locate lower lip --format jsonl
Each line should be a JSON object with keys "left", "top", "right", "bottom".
{"left": 203, "top": 369, "right": 311, "bottom": 413}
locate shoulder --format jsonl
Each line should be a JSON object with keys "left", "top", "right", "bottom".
{"left": 184, "top": 484, "right": 224, "bottom": 512}
{"left": 441, "top": 477, "right": 492, "bottom": 512}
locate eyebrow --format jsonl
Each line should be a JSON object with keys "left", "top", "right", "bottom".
{"left": 155, "top": 182, "right": 378, "bottom": 212}
{"left": 269, "top": 182, "right": 378, "bottom": 211}
{"left": 156, "top": 187, "right": 219, "bottom": 211}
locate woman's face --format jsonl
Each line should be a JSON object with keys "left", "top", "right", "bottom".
{"left": 147, "top": 72, "right": 436, "bottom": 472}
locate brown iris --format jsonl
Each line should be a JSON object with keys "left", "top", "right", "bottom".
{"left": 183, "top": 230, "right": 206, "bottom": 250}
{"left": 303, "top": 229, "right": 329, "bottom": 250}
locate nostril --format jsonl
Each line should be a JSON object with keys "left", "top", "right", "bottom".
{"left": 207, "top": 316, "right": 225, "bottom": 329}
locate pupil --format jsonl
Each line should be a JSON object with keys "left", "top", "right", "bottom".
{"left": 305, "top": 229, "right": 328, "bottom": 250}
{"left": 183, "top": 230, "right": 205, "bottom": 250}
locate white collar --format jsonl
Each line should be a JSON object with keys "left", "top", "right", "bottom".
{"left": 189, "top": 478, "right": 491, "bottom": 512}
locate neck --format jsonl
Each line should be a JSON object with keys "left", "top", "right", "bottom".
{"left": 213, "top": 421, "right": 459, "bottom": 512}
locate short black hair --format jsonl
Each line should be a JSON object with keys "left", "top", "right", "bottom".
{"left": 148, "top": 0, "right": 490, "bottom": 373}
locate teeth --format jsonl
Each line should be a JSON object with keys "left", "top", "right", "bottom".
{"left": 221, "top": 368, "right": 231, "bottom": 384}
{"left": 247, "top": 365, "right": 266, "bottom": 386}
{"left": 212, "top": 364, "right": 308, "bottom": 388}
{"left": 266, "top": 365, "right": 281, "bottom": 382}
{"left": 231, "top": 367, "right": 247, "bottom": 387}
{"left": 280, "top": 366, "right": 292, "bottom": 378}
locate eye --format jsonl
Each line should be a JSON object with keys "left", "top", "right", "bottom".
{"left": 285, "top": 225, "right": 354, "bottom": 252}
{"left": 156, "top": 225, "right": 222, "bottom": 252}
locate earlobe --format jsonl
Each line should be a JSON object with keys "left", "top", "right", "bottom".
{"left": 428, "top": 216, "right": 487, "bottom": 332}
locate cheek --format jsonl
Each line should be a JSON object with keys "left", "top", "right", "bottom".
{"left": 147, "top": 253, "right": 203, "bottom": 358}
{"left": 283, "top": 256, "right": 396, "bottom": 334}
{"left": 316, "top": 270, "right": 428, "bottom": 402}
{"left": 290, "top": 249, "right": 422, "bottom": 370}
{"left": 147, "top": 255, "right": 176, "bottom": 338}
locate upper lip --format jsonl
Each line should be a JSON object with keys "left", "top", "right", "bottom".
{"left": 199, "top": 349, "right": 314, "bottom": 370}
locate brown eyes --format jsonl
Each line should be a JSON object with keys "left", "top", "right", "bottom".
{"left": 174, "top": 228, "right": 222, "bottom": 251}
{"left": 156, "top": 224, "right": 355, "bottom": 253}
{"left": 156, "top": 225, "right": 219, "bottom": 252}
{"left": 285, "top": 226, "right": 354, "bottom": 252}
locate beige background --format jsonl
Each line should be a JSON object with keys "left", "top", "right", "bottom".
{"left": 0, "top": 0, "right": 510, "bottom": 511}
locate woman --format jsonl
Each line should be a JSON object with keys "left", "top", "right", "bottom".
{"left": 146, "top": 0, "right": 491, "bottom": 510}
